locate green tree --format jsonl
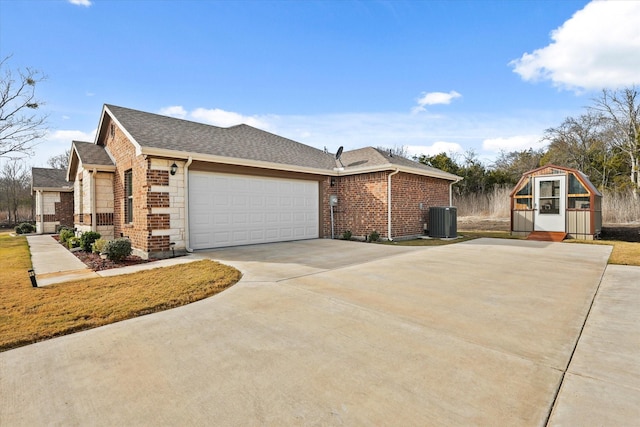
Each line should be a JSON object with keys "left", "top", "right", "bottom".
{"left": 417, "top": 152, "right": 461, "bottom": 175}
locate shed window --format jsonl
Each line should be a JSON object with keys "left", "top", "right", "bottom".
{"left": 539, "top": 180, "right": 560, "bottom": 214}
{"left": 569, "top": 173, "right": 588, "bottom": 195}
{"left": 513, "top": 179, "right": 532, "bottom": 210}
{"left": 124, "top": 169, "right": 133, "bottom": 223}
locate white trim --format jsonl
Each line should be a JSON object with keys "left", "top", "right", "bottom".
{"left": 183, "top": 157, "right": 193, "bottom": 253}
{"left": 102, "top": 105, "right": 145, "bottom": 156}
{"left": 387, "top": 169, "right": 400, "bottom": 241}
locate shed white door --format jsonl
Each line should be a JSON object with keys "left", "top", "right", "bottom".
{"left": 534, "top": 175, "right": 566, "bottom": 232}
{"left": 189, "top": 171, "right": 319, "bottom": 249}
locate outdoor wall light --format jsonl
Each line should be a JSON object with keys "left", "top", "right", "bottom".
{"left": 170, "top": 162, "right": 178, "bottom": 175}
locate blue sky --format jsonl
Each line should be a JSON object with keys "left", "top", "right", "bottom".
{"left": 1, "top": 0, "right": 639, "bottom": 169}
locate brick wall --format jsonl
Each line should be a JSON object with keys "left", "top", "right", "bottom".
{"left": 101, "top": 119, "right": 185, "bottom": 258}
{"left": 391, "top": 172, "right": 450, "bottom": 237}
{"left": 101, "top": 119, "right": 151, "bottom": 256}
{"left": 323, "top": 172, "right": 388, "bottom": 239}
{"left": 56, "top": 192, "right": 74, "bottom": 228}
{"left": 322, "top": 171, "right": 451, "bottom": 240}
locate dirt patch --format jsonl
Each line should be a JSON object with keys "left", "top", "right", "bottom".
{"left": 458, "top": 216, "right": 510, "bottom": 232}
{"left": 458, "top": 216, "right": 640, "bottom": 242}
{"left": 601, "top": 224, "right": 640, "bottom": 242}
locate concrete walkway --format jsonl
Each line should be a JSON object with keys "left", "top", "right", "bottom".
{"left": 549, "top": 264, "right": 640, "bottom": 425}
{"left": 26, "top": 234, "right": 199, "bottom": 286}
{"left": 2, "top": 238, "right": 638, "bottom": 425}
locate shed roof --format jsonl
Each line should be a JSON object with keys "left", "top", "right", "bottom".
{"left": 31, "top": 167, "right": 72, "bottom": 192}
{"left": 510, "top": 164, "right": 602, "bottom": 197}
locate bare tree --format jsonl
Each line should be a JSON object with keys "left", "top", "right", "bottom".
{"left": 540, "top": 112, "right": 620, "bottom": 188}
{"left": 47, "top": 149, "right": 70, "bottom": 170}
{"left": 0, "top": 56, "right": 48, "bottom": 159}
{"left": 591, "top": 87, "right": 640, "bottom": 197}
{"left": 376, "top": 145, "right": 410, "bottom": 159}
{"left": 0, "top": 160, "right": 31, "bottom": 225}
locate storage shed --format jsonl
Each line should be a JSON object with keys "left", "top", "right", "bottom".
{"left": 510, "top": 165, "right": 602, "bottom": 240}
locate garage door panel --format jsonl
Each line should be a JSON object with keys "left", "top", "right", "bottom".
{"left": 189, "top": 171, "right": 318, "bottom": 249}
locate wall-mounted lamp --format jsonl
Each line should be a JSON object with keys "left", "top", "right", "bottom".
{"left": 330, "top": 177, "right": 336, "bottom": 187}
{"left": 170, "top": 162, "right": 178, "bottom": 175}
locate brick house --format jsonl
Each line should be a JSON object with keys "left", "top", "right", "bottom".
{"left": 66, "top": 104, "right": 461, "bottom": 258}
{"left": 31, "top": 168, "right": 74, "bottom": 234}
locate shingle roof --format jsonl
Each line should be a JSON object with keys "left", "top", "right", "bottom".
{"left": 101, "top": 104, "right": 460, "bottom": 181}
{"left": 105, "top": 104, "right": 336, "bottom": 170}
{"left": 340, "top": 147, "right": 461, "bottom": 180}
{"left": 72, "top": 140, "right": 114, "bottom": 166}
{"left": 32, "top": 167, "right": 72, "bottom": 190}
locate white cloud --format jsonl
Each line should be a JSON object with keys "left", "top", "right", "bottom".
{"left": 47, "top": 129, "right": 96, "bottom": 143}
{"left": 511, "top": 1, "right": 640, "bottom": 90}
{"left": 159, "top": 105, "right": 271, "bottom": 129}
{"left": 69, "top": 0, "right": 91, "bottom": 6}
{"left": 158, "top": 105, "right": 187, "bottom": 119}
{"left": 413, "top": 91, "right": 461, "bottom": 113}
{"left": 406, "top": 142, "right": 464, "bottom": 157}
{"left": 482, "top": 135, "right": 544, "bottom": 153}
{"left": 191, "top": 108, "right": 269, "bottom": 129}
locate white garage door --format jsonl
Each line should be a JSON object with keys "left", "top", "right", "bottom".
{"left": 189, "top": 171, "right": 319, "bottom": 249}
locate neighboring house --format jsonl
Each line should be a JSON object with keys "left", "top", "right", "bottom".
{"left": 510, "top": 164, "right": 602, "bottom": 240}
{"left": 31, "top": 168, "right": 74, "bottom": 234}
{"left": 67, "top": 104, "right": 461, "bottom": 259}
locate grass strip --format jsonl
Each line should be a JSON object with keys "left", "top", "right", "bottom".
{"left": 0, "top": 233, "right": 241, "bottom": 352}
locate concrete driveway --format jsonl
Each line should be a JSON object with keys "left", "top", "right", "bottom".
{"left": 1, "top": 238, "right": 632, "bottom": 425}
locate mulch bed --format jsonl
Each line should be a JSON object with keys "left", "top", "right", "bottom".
{"left": 72, "top": 250, "right": 155, "bottom": 272}
{"left": 53, "top": 235, "right": 156, "bottom": 272}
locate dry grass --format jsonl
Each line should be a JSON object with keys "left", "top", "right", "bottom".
{"left": 0, "top": 233, "right": 241, "bottom": 352}
{"left": 565, "top": 239, "right": 640, "bottom": 266}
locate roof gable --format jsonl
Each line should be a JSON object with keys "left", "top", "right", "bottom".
{"left": 103, "top": 104, "right": 336, "bottom": 171}
{"left": 67, "top": 140, "right": 115, "bottom": 181}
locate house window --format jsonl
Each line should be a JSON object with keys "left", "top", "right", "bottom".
{"left": 124, "top": 169, "right": 133, "bottom": 223}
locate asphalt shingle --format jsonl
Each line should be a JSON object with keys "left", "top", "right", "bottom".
{"left": 31, "top": 167, "right": 71, "bottom": 189}
{"left": 106, "top": 105, "right": 337, "bottom": 170}
{"left": 72, "top": 141, "right": 114, "bottom": 166}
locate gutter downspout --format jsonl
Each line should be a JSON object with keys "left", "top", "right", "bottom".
{"left": 387, "top": 168, "right": 400, "bottom": 241}
{"left": 37, "top": 190, "right": 43, "bottom": 234}
{"left": 183, "top": 157, "right": 194, "bottom": 252}
{"left": 449, "top": 178, "right": 462, "bottom": 206}
{"left": 91, "top": 169, "right": 97, "bottom": 232}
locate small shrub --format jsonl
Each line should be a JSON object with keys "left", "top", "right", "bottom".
{"left": 92, "top": 238, "right": 108, "bottom": 254}
{"left": 104, "top": 238, "right": 132, "bottom": 261}
{"left": 59, "top": 228, "right": 75, "bottom": 244}
{"left": 67, "top": 236, "right": 81, "bottom": 249}
{"left": 14, "top": 223, "right": 35, "bottom": 234}
{"left": 80, "top": 231, "right": 101, "bottom": 252}
{"left": 342, "top": 230, "right": 352, "bottom": 240}
{"left": 369, "top": 230, "right": 380, "bottom": 242}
